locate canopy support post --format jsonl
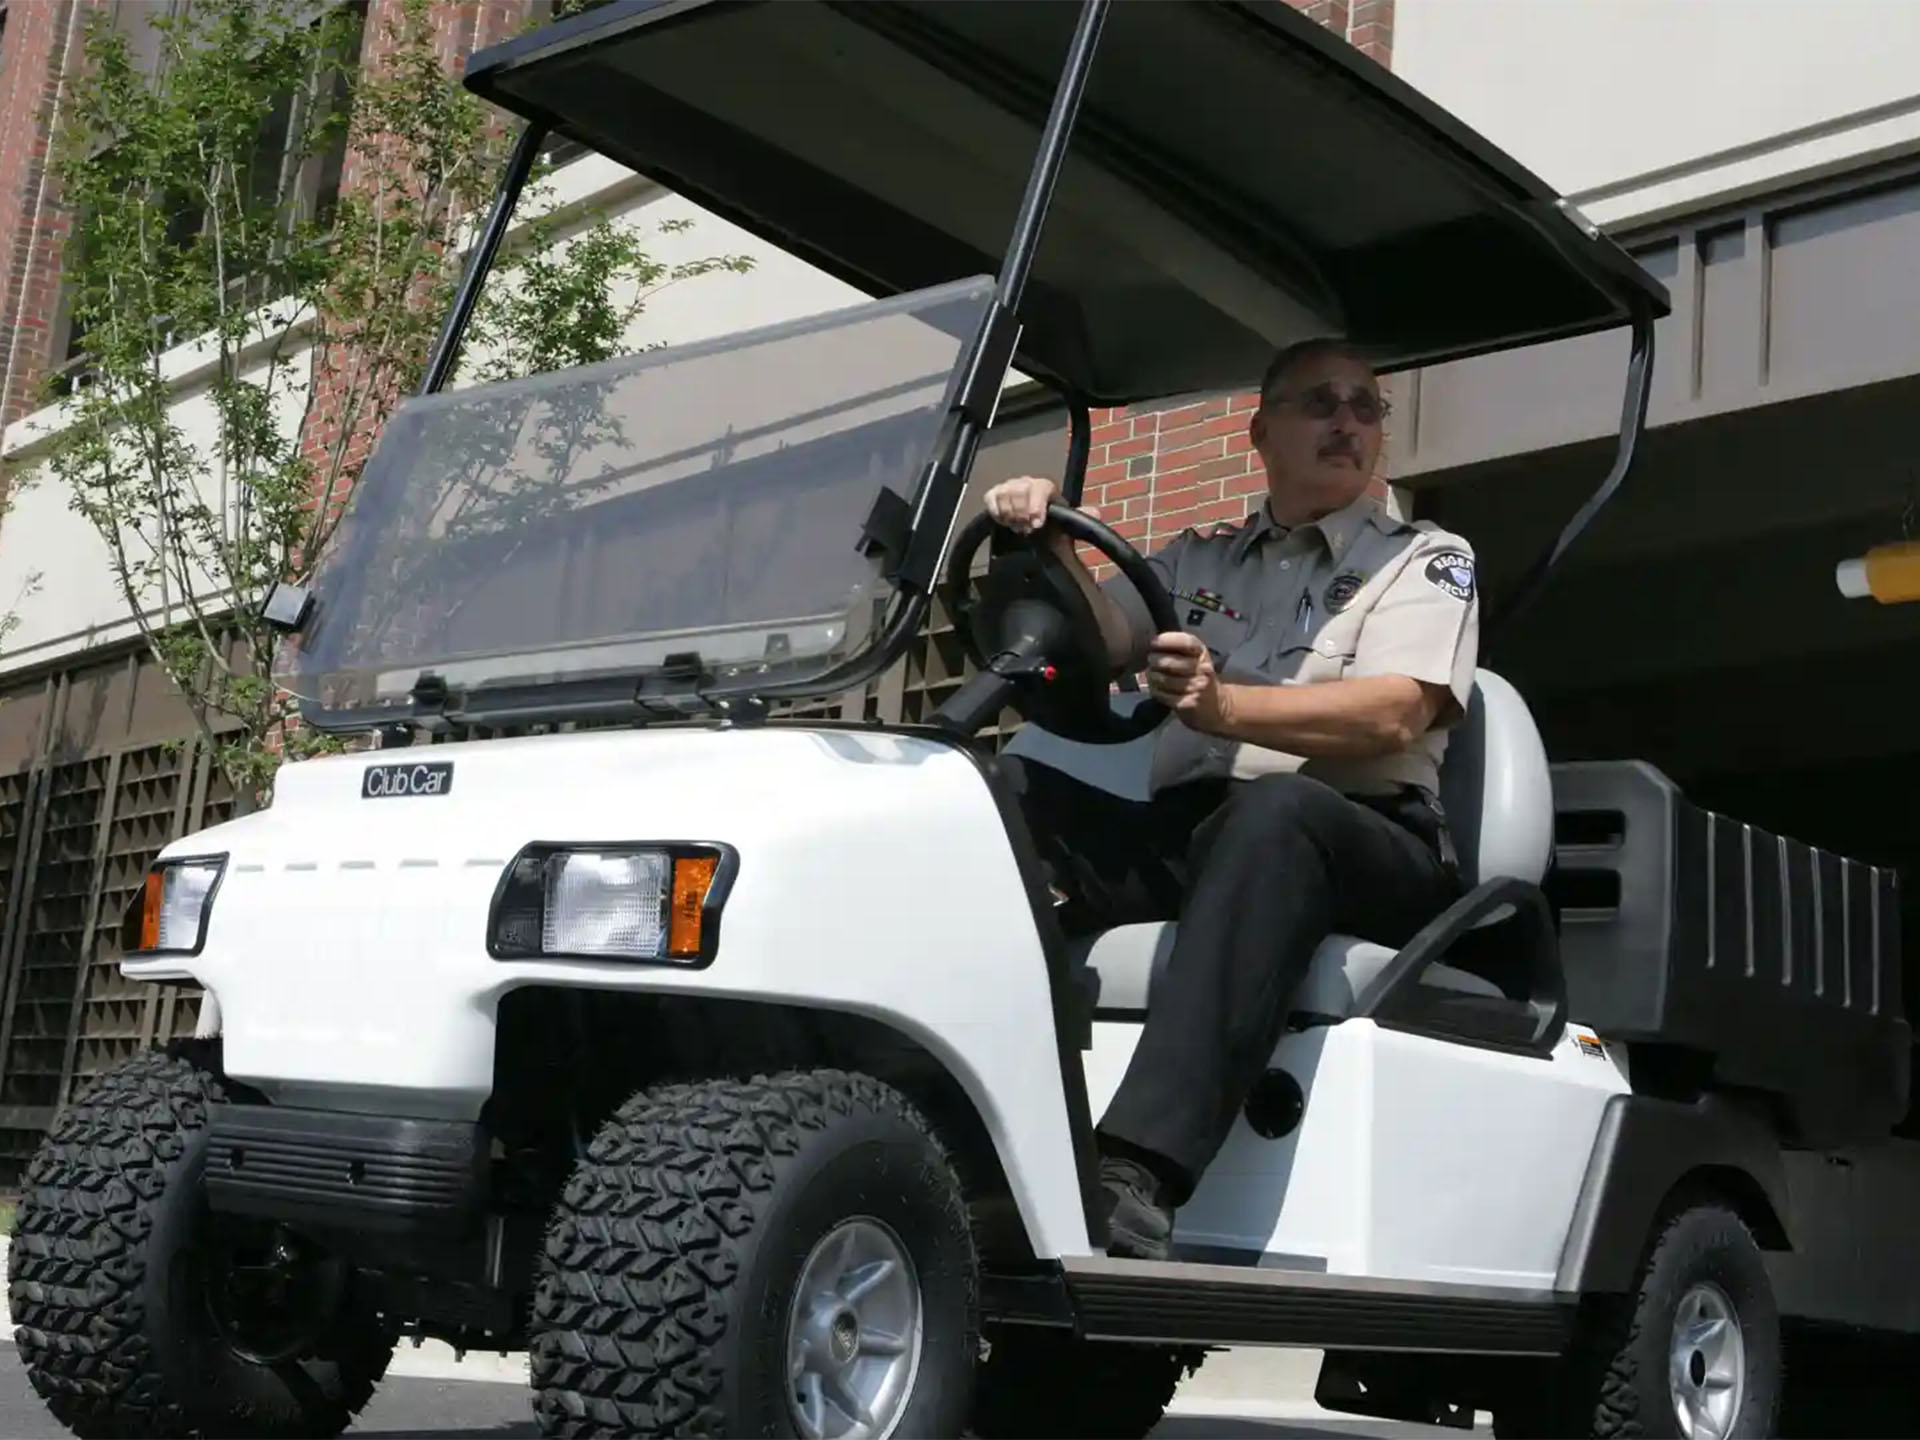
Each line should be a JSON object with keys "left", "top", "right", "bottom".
{"left": 996, "top": 0, "right": 1109, "bottom": 313}
{"left": 1490, "top": 302, "right": 1656, "bottom": 639}
{"left": 419, "top": 121, "right": 547, "bottom": 397}
{"left": 890, "top": 0, "right": 1109, "bottom": 597}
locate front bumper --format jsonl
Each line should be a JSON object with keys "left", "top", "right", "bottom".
{"left": 204, "top": 1103, "right": 487, "bottom": 1235}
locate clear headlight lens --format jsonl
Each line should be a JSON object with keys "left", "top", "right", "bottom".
{"left": 122, "top": 856, "right": 227, "bottom": 955}
{"left": 491, "top": 844, "right": 732, "bottom": 964}
{"left": 543, "top": 851, "right": 670, "bottom": 957}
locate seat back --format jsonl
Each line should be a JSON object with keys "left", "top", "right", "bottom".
{"left": 1437, "top": 669, "right": 1554, "bottom": 888}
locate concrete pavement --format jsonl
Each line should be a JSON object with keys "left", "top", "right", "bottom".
{"left": 0, "top": 1346, "right": 1473, "bottom": 1439}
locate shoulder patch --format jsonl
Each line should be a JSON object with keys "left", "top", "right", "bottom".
{"left": 1423, "top": 549, "right": 1475, "bottom": 602}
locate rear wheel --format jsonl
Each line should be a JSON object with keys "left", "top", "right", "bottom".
{"left": 1499, "top": 1200, "right": 1780, "bottom": 1439}
{"left": 7, "top": 1045, "right": 394, "bottom": 1439}
{"left": 530, "top": 1068, "right": 979, "bottom": 1438}
{"left": 968, "top": 1325, "right": 1203, "bottom": 1438}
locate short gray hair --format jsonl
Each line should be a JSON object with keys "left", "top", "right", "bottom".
{"left": 1257, "top": 337, "right": 1372, "bottom": 406}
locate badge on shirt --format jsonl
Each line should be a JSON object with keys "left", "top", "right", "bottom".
{"left": 1423, "top": 550, "right": 1476, "bottom": 602}
{"left": 1324, "top": 572, "right": 1367, "bottom": 613}
{"left": 1176, "top": 587, "right": 1243, "bottom": 622}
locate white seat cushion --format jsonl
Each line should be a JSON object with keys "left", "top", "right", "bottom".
{"left": 1068, "top": 920, "right": 1503, "bottom": 1020}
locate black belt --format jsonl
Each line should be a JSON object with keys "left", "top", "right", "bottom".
{"left": 1348, "top": 785, "right": 1460, "bottom": 879}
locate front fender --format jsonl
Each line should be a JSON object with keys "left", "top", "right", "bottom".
{"left": 124, "top": 724, "right": 1096, "bottom": 1260}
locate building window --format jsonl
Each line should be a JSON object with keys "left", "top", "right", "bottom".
{"left": 49, "top": 0, "right": 366, "bottom": 397}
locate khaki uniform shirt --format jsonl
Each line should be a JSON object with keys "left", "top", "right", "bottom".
{"left": 1102, "top": 491, "right": 1480, "bottom": 799}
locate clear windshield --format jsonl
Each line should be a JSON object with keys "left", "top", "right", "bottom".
{"left": 280, "top": 276, "right": 995, "bottom": 719}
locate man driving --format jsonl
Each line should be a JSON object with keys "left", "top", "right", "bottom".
{"left": 983, "top": 338, "right": 1480, "bottom": 1261}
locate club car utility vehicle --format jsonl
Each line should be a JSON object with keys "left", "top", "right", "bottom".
{"left": 12, "top": 2, "right": 1917, "bottom": 1437}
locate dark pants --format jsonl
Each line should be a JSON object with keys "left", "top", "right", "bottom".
{"left": 1002, "top": 758, "right": 1460, "bottom": 1202}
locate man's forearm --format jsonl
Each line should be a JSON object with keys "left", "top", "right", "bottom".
{"left": 1204, "top": 675, "right": 1438, "bottom": 758}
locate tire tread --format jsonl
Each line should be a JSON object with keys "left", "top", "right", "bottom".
{"left": 529, "top": 1067, "right": 967, "bottom": 1439}
{"left": 8, "top": 1045, "right": 390, "bottom": 1439}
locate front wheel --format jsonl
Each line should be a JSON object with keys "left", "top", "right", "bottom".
{"left": 8, "top": 1045, "right": 395, "bottom": 1439}
{"left": 530, "top": 1069, "right": 979, "bottom": 1438}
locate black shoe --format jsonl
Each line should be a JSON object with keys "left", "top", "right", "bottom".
{"left": 1098, "top": 1154, "right": 1174, "bottom": 1262}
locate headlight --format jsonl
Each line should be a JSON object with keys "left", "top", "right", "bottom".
{"left": 489, "top": 843, "right": 736, "bottom": 965}
{"left": 121, "top": 855, "right": 227, "bottom": 956}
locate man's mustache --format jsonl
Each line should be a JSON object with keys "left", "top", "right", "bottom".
{"left": 1318, "top": 433, "right": 1361, "bottom": 461}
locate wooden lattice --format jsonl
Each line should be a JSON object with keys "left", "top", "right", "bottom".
{"left": 1, "top": 759, "right": 109, "bottom": 1111}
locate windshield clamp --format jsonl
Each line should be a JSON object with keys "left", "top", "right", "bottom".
{"left": 954, "top": 301, "right": 1022, "bottom": 429}
{"left": 856, "top": 485, "right": 914, "bottom": 575}
{"left": 634, "top": 652, "right": 718, "bottom": 720}
{"left": 407, "top": 672, "right": 453, "bottom": 732}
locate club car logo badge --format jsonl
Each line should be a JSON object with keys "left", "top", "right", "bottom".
{"left": 1423, "top": 550, "right": 1476, "bottom": 602}
{"left": 361, "top": 761, "right": 454, "bottom": 799}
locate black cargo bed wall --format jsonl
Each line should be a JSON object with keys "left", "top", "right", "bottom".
{"left": 1682, "top": 751, "right": 1920, "bottom": 1136}
{"left": 1549, "top": 758, "right": 1910, "bottom": 1148}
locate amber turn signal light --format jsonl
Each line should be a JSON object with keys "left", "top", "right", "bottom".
{"left": 669, "top": 854, "right": 719, "bottom": 958}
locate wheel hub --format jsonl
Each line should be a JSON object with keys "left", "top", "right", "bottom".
{"left": 201, "top": 1219, "right": 347, "bottom": 1367}
{"left": 1668, "top": 1281, "right": 1745, "bottom": 1440}
{"left": 785, "top": 1218, "right": 923, "bottom": 1440}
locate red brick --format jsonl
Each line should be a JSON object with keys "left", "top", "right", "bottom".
{"left": 1156, "top": 413, "right": 1247, "bottom": 450}
{"left": 1156, "top": 398, "right": 1231, "bottom": 430}
{"left": 1155, "top": 438, "right": 1227, "bottom": 472}
{"left": 1187, "top": 454, "right": 1258, "bottom": 485}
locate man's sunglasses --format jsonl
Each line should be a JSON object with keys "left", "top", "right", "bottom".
{"left": 1263, "top": 383, "right": 1390, "bottom": 425}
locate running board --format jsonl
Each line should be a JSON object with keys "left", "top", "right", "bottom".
{"left": 1057, "top": 1256, "right": 1572, "bottom": 1355}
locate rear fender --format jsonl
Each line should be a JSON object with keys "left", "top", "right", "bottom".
{"left": 1555, "top": 1093, "right": 1790, "bottom": 1294}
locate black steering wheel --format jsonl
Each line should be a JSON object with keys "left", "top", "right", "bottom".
{"left": 941, "top": 500, "right": 1183, "bottom": 744}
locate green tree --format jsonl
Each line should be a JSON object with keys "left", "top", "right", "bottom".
{"left": 42, "top": 0, "right": 750, "bottom": 804}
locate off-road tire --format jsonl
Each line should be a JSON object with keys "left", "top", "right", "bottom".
{"left": 7, "top": 1044, "right": 395, "bottom": 1438}
{"left": 1504, "top": 1200, "right": 1780, "bottom": 1438}
{"left": 969, "top": 1325, "right": 1204, "bottom": 1438}
{"left": 530, "top": 1068, "right": 979, "bottom": 1438}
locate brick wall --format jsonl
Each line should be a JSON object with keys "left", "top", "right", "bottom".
{"left": 0, "top": 0, "right": 86, "bottom": 443}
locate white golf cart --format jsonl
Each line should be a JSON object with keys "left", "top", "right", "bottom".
{"left": 9, "top": 2, "right": 1912, "bottom": 1438}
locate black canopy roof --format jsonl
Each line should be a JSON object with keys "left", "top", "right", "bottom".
{"left": 464, "top": 0, "right": 1670, "bottom": 408}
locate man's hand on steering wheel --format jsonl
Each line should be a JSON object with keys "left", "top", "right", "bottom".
{"left": 981, "top": 474, "right": 1068, "bottom": 537}
{"left": 1144, "top": 631, "right": 1232, "bottom": 734}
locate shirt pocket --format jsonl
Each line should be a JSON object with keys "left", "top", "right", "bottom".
{"left": 1274, "top": 617, "right": 1361, "bottom": 682}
